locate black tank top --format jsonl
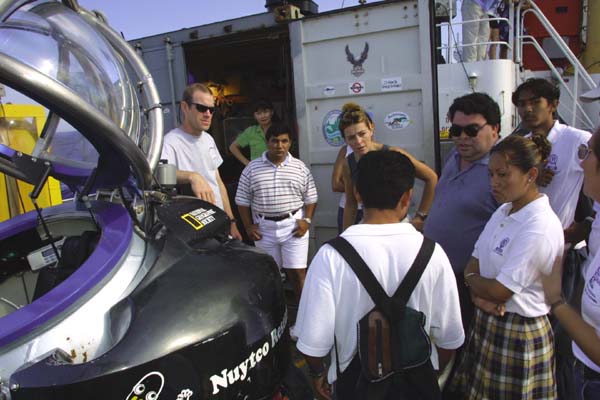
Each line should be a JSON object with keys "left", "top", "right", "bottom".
{"left": 346, "top": 144, "right": 390, "bottom": 184}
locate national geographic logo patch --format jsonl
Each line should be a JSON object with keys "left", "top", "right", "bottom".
{"left": 181, "top": 208, "right": 217, "bottom": 230}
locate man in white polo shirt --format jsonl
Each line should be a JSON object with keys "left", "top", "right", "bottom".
{"left": 513, "top": 78, "right": 592, "bottom": 230}
{"left": 235, "top": 124, "right": 317, "bottom": 304}
{"left": 161, "top": 83, "right": 241, "bottom": 239}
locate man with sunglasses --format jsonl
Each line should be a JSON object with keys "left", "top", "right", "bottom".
{"left": 161, "top": 83, "right": 242, "bottom": 239}
{"left": 424, "top": 92, "right": 500, "bottom": 330}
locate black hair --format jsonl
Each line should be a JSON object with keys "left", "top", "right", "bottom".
{"left": 339, "top": 102, "right": 373, "bottom": 137}
{"left": 356, "top": 151, "right": 415, "bottom": 210}
{"left": 253, "top": 98, "right": 274, "bottom": 113}
{"left": 266, "top": 124, "right": 294, "bottom": 142}
{"left": 448, "top": 92, "right": 501, "bottom": 131}
{"left": 490, "top": 134, "right": 552, "bottom": 173}
{"left": 512, "top": 78, "right": 560, "bottom": 106}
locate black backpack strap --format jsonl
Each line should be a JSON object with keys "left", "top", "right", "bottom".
{"left": 327, "top": 236, "right": 392, "bottom": 316}
{"left": 392, "top": 237, "right": 435, "bottom": 304}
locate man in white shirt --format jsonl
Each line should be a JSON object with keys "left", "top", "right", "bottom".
{"left": 513, "top": 78, "right": 592, "bottom": 231}
{"left": 161, "top": 83, "right": 241, "bottom": 239}
{"left": 295, "top": 151, "right": 464, "bottom": 399}
{"left": 235, "top": 125, "right": 318, "bottom": 305}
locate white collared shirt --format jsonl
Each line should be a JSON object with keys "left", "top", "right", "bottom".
{"left": 574, "top": 248, "right": 600, "bottom": 372}
{"left": 473, "top": 195, "right": 564, "bottom": 316}
{"left": 295, "top": 222, "right": 464, "bottom": 383}
{"left": 528, "top": 121, "right": 591, "bottom": 228}
{"left": 235, "top": 151, "right": 318, "bottom": 217}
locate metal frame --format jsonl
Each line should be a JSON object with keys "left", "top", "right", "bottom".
{"left": 0, "top": 53, "right": 153, "bottom": 188}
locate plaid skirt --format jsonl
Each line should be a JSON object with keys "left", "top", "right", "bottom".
{"left": 449, "top": 308, "right": 557, "bottom": 399}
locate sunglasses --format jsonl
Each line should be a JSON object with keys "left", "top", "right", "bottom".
{"left": 449, "top": 123, "right": 488, "bottom": 138}
{"left": 578, "top": 143, "right": 592, "bottom": 160}
{"left": 189, "top": 102, "right": 216, "bottom": 114}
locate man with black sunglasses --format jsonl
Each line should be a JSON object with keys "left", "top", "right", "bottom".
{"left": 161, "top": 83, "right": 242, "bottom": 240}
{"left": 424, "top": 92, "right": 501, "bottom": 331}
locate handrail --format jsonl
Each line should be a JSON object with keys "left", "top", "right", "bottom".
{"left": 436, "top": 16, "right": 512, "bottom": 63}
{"left": 517, "top": 3, "right": 596, "bottom": 90}
{"left": 515, "top": 0, "right": 597, "bottom": 130}
{"left": 520, "top": 36, "right": 595, "bottom": 129}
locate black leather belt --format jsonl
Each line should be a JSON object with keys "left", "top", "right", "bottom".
{"left": 575, "top": 359, "right": 600, "bottom": 380}
{"left": 260, "top": 208, "right": 301, "bottom": 222}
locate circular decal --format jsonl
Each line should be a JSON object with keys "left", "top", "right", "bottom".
{"left": 384, "top": 111, "right": 411, "bottom": 130}
{"left": 349, "top": 81, "right": 365, "bottom": 94}
{"left": 322, "top": 110, "right": 345, "bottom": 147}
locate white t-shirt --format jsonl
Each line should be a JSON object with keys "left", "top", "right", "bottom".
{"left": 161, "top": 127, "right": 224, "bottom": 209}
{"left": 473, "top": 195, "right": 564, "bottom": 316}
{"left": 573, "top": 248, "right": 600, "bottom": 373}
{"left": 295, "top": 222, "right": 464, "bottom": 383}
{"left": 534, "top": 121, "right": 591, "bottom": 228}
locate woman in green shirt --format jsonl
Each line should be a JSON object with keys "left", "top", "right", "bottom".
{"left": 229, "top": 99, "right": 274, "bottom": 165}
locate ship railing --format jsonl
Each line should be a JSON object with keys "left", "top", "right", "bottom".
{"left": 516, "top": 0, "right": 597, "bottom": 130}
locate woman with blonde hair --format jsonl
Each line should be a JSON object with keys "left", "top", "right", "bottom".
{"left": 339, "top": 102, "right": 438, "bottom": 231}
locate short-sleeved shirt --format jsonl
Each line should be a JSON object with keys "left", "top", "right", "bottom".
{"left": 573, "top": 249, "right": 600, "bottom": 372}
{"left": 528, "top": 121, "right": 591, "bottom": 228}
{"left": 235, "top": 125, "right": 268, "bottom": 161}
{"left": 473, "top": 195, "right": 564, "bottom": 317}
{"left": 424, "top": 150, "right": 499, "bottom": 274}
{"left": 295, "top": 223, "right": 464, "bottom": 383}
{"left": 161, "top": 127, "right": 224, "bottom": 209}
{"left": 235, "top": 152, "right": 318, "bottom": 217}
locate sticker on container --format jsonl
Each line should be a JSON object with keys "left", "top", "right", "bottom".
{"left": 384, "top": 112, "right": 412, "bottom": 130}
{"left": 345, "top": 42, "right": 369, "bottom": 77}
{"left": 322, "top": 110, "right": 345, "bottom": 147}
{"left": 381, "top": 77, "right": 402, "bottom": 92}
{"left": 323, "top": 86, "right": 336, "bottom": 96}
{"left": 349, "top": 81, "right": 365, "bottom": 95}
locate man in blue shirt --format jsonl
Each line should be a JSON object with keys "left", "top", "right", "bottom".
{"left": 424, "top": 92, "right": 500, "bottom": 329}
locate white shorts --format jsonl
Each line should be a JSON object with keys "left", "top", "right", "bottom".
{"left": 254, "top": 209, "right": 308, "bottom": 270}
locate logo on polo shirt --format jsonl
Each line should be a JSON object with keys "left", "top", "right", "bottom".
{"left": 585, "top": 265, "right": 600, "bottom": 305}
{"left": 493, "top": 237, "right": 510, "bottom": 256}
{"left": 546, "top": 154, "right": 558, "bottom": 172}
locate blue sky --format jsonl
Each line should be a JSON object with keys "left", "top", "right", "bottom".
{"left": 78, "top": 1, "right": 356, "bottom": 40}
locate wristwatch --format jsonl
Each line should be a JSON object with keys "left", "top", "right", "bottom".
{"left": 302, "top": 217, "right": 312, "bottom": 224}
{"left": 416, "top": 211, "right": 428, "bottom": 220}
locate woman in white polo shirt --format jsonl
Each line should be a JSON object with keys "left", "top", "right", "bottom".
{"left": 543, "top": 127, "right": 600, "bottom": 400}
{"left": 450, "top": 135, "right": 563, "bottom": 399}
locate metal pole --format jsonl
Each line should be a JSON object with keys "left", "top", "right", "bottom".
{"left": 165, "top": 37, "right": 178, "bottom": 129}
{"left": 572, "top": 67, "right": 578, "bottom": 126}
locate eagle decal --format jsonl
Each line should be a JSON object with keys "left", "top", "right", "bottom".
{"left": 345, "top": 42, "right": 369, "bottom": 77}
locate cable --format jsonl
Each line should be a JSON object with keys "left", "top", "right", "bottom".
{"left": 32, "top": 200, "right": 61, "bottom": 263}
{"left": 20, "top": 272, "right": 30, "bottom": 304}
{"left": 446, "top": 18, "right": 474, "bottom": 92}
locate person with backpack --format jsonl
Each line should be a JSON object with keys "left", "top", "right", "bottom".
{"left": 294, "top": 150, "right": 464, "bottom": 399}
{"left": 449, "top": 135, "right": 563, "bottom": 399}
